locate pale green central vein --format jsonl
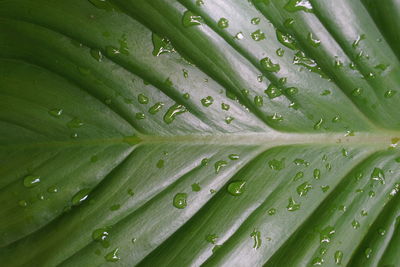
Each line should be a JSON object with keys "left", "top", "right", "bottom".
{"left": 1, "top": 131, "right": 399, "bottom": 150}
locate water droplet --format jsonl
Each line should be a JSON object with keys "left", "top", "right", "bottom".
{"left": 234, "top": 32, "right": 244, "bottom": 40}
{"left": 135, "top": 113, "right": 145, "bottom": 120}
{"left": 228, "top": 154, "right": 239, "bottom": 160}
{"left": 105, "top": 248, "right": 120, "bottom": 262}
{"left": 191, "top": 183, "right": 201, "bottom": 192}
{"left": 105, "top": 46, "right": 120, "bottom": 57}
{"left": 251, "top": 29, "right": 266, "bottom": 41}
{"left": 384, "top": 90, "right": 397, "bottom": 98}
{"left": 148, "top": 102, "right": 164, "bottom": 114}
{"left": 311, "top": 257, "right": 324, "bottom": 265}
{"left": 352, "top": 219, "right": 360, "bottom": 229}
{"left": 182, "top": 10, "right": 202, "bottom": 27}
{"left": 67, "top": 117, "right": 84, "bottom": 128}
{"left": 276, "top": 30, "right": 297, "bottom": 50}
{"left": 254, "top": 95, "right": 263, "bottom": 106}
{"left": 364, "top": 247, "right": 372, "bottom": 259}
{"left": 225, "top": 116, "right": 234, "bottom": 124}
{"left": 250, "top": 230, "right": 262, "bottom": 249}
{"left": 352, "top": 88, "right": 363, "bottom": 97}
{"left": 137, "top": 94, "right": 149, "bottom": 104}
{"left": 23, "top": 175, "right": 41, "bottom": 188}
{"left": 260, "top": 57, "right": 280, "bottom": 72}
{"left": 264, "top": 84, "right": 282, "bottom": 99}
{"left": 369, "top": 190, "right": 376, "bottom": 197}
{"left": 268, "top": 113, "right": 283, "bottom": 122}
{"left": 371, "top": 167, "right": 385, "bottom": 184}
{"left": 293, "top": 51, "right": 325, "bottom": 77}
{"left": 293, "top": 171, "right": 304, "bottom": 181}
{"left": 378, "top": 228, "right": 386, "bottom": 236}
{"left": 72, "top": 188, "right": 90, "bottom": 206}
{"left": 152, "top": 33, "right": 175, "bottom": 56}
{"left": 352, "top": 34, "right": 366, "bottom": 48}
{"left": 201, "top": 158, "right": 209, "bottom": 166}
{"left": 163, "top": 104, "right": 187, "bottom": 124}
{"left": 276, "top": 48, "right": 285, "bottom": 57}
{"left": 284, "top": 0, "right": 314, "bottom": 13}
{"left": 334, "top": 250, "right": 343, "bottom": 265}
{"left": 268, "top": 158, "right": 285, "bottom": 170}
{"left": 217, "top": 18, "right": 229, "bottom": 29}
{"left": 227, "top": 181, "right": 246, "bottom": 196}
{"left": 90, "top": 48, "right": 103, "bottom": 62}
{"left": 201, "top": 96, "right": 214, "bottom": 107}
{"left": 49, "top": 108, "right": 63, "bottom": 117}
{"left": 205, "top": 234, "right": 218, "bottom": 244}
{"left": 313, "top": 169, "right": 321, "bottom": 179}
{"left": 285, "top": 87, "right": 298, "bottom": 95}
{"left": 320, "top": 226, "right": 335, "bottom": 243}
{"left": 214, "top": 160, "right": 227, "bottom": 174}
{"left": 92, "top": 228, "right": 110, "bottom": 247}
{"left": 293, "top": 158, "right": 310, "bottom": 166}
{"left": 307, "top": 32, "right": 321, "bottom": 47}
{"left": 287, "top": 197, "right": 300, "bottom": 211}
{"left": 251, "top": 17, "right": 261, "bottom": 25}
{"left": 296, "top": 182, "right": 312, "bottom": 196}
{"left": 284, "top": 18, "right": 295, "bottom": 27}
{"left": 156, "top": 159, "right": 164, "bottom": 168}
{"left": 321, "top": 185, "right": 330, "bottom": 192}
{"left": 47, "top": 186, "right": 58, "bottom": 193}
{"left": 314, "top": 118, "right": 324, "bottom": 130}
{"left": 221, "top": 103, "right": 230, "bottom": 111}
{"left": 173, "top": 193, "right": 187, "bottom": 209}
{"left": 18, "top": 200, "right": 28, "bottom": 207}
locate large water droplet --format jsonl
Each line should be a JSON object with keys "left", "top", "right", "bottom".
{"left": 227, "top": 181, "right": 246, "bottom": 196}
{"left": 260, "top": 57, "right": 280, "bottom": 72}
{"left": 173, "top": 193, "right": 187, "bottom": 209}
{"left": 105, "top": 248, "right": 120, "bottom": 262}
{"left": 23, "top": 175, "right": 41, "bottom": 188}
{"left": 250, "top": 229, "right": 262, "bottom": 249}
{"left": 72, "top": 188, "right": 91, "bottom": 206}
{"left": 163, "top": 104, "right": 187, "bottom": 124}
{"left": 182, "top": 10, "right": 202, "bottom": 27}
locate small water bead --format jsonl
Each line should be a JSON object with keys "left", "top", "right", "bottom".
{"left": 234, "top": 32, "right": 244, "bottom": 40}
{"left": 352, "top": 220, "right": 360, "bottom": 229}
{"left": 196, "top": 0, "right": 204, "bottom": 5}
{"left": 268, "top": 113, "right": 283, "bottom": 122}
{"left": 148, "top": 102, "right": 164, "bottom": 114}
{"left": 37, "top": 194, "right": 45, "bottom": 200}
{"left": 182, "top": 10, "right": 202, "bottom": 27}
{"left": 201, "top": 96, "right": 214, "bottom": 107}
{"left": 67, "top": 118, "right": 84, "bottom": 128}
{"left": 384, "top": 90, "right": 397, "bottom": 98}
{"left": 364, "top": 247, "right": 373, "bottom": 259}
{"left": 152, "top": 33, "right": 175, "bottom": 56}
{"left": 191, "top": 183, "right": 201, "bottom": 192}
{"left": 254, "top": 95, "right": 263, "bottom": 107}
{"left": 378, "top": 228, "right": 386, "bottom": 236}
{"left": 297, "top": 182, "right": 312, "bottom": 196}
{"left": 371, "top": 167, "right": 385, "bottom": 184}
{"left": 18, "top": 200, "right": 28, "bottom": 207}
{"left": 276, "top": 29, "right": 297, "bottom": 50}
{"left": 214, "top": 160, "right": 227, "bottom": 174}
{"left": 183, "top": 93, "right": 190, "bottom": 99}
{"left": 293, "top": 171, "right": 304, "bottom": 181}
{"left": 163, "top": 104, "right": 187, "bottom": 124}
{"left": 313, "top": 169, "right": 321, "bottom": 179}
{"left": 225, "top": 116, "right": 234, "bottom": 124}
{"left": 47, "top": 186, "right": 58, "bottom": 193}
{"left": 268, "top": 158, "right": 285, "bottom": 170}
{"left": 334, "top": 58, "right": 344, "bottom": 68}
{"left": 361, "top": 210, "right": 368, "bottom": 216}
{"left": 105, "top": 46, "right": 120, "bottom": 57}
{"left": 23, "top": 175, "right": 41, "bottom": 188}
{"left": 268, "top": 208, "right": 276, "bottom": 215}
{"left": 90, "top": 48, "right": 103, "bottom": 62}
{"left": 105, "top": 248, "right": 120, "bottom": 262}
{"left": 307, "top": 32, "right": 321, "bottom": 47}
{"left": 221, "top": 103, "right": 230, "bottom": 111}
{"left": 352, "top": 88, "right": 363, "bottom": 97}
{"left": 156, "top": 159, "right": 164, "bottom": 168}
{"left": 241, "top": 89, "right": 249, "bottom": 96}
{"left": 92, "top": 228, "right": 110, "bottom": 247}
{"left": 286, "top": 87, "right": 298, "bottom": 95}
{"left": 217, "top": 18, "right": 229, "bottom": 29}
{"left": 352, "top": 34, "right": 366, "bottom": 48}
{"left": 293, "top": 158, "right": 310, "bottom": 166}
{"left": 227, "top": 181, "right": 246, "bottom": 196}
{"left": 321, "top": 185, "right": 330, "bottom": 192}
{"left": 264, "top": 84, "right": 282, "bottom": 99}
{"left": 320, "top": 226, "right": 335, "bottom": 243}
{"left": 251, "top": 30, "right": 265, "bottom": 41}
{"left": 173, "top": 193, "right": 187, "bottom": 209}
{"left": 314, "top": 118, "right": 324, "bottom": 130}
{"left": 228, "top": 154, "right": 239, "bottom": 160}
{"left": 49, "top": 108, "right": 63, "bottom": 117}
{"left": 284, "top": 18, "right": 295, "bottom": 28}
{"left": 260, "top": 57, "right": 280, "bottom": 72}
{"left": 201, "top": 158, "right": 209, "bottom": 166}
{"left": 250, "top": 230, "right": 262, "bottom": 249}
{"left": 205, "top": 234, "right": 218, "bottom": 244}
{"left": 251, "top": 17, "right": 261, "bottom": 25}
{"left": 72, "top": 188, "right": 91, "bottom": 206}
{"left": 334, "top": 250, "right": 343, "bottom": 265}
{"left": 287, "top": 197, "right": 300, "bottom": 211}
{"left": 276, "top": 48, "right": 285, "bottom": 57}
{"left": 135, "top": 113, "right": 145, "bottom": 120}
{"left": 332, "top": 115, "right": 341, "bottom": 123}
{"left": 137, "top": 94, "right": 149, "bottom": 104}
{"left": 311, "top": 257, "right": 324, "bottom": 265}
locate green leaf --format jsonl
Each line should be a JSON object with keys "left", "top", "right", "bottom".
{"left": 0, "top": 0, "right": 399, "bottom": 266}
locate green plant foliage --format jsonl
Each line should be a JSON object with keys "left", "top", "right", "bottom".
{"left": 0, "top": 0, "right": 400, "bottom": 266}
